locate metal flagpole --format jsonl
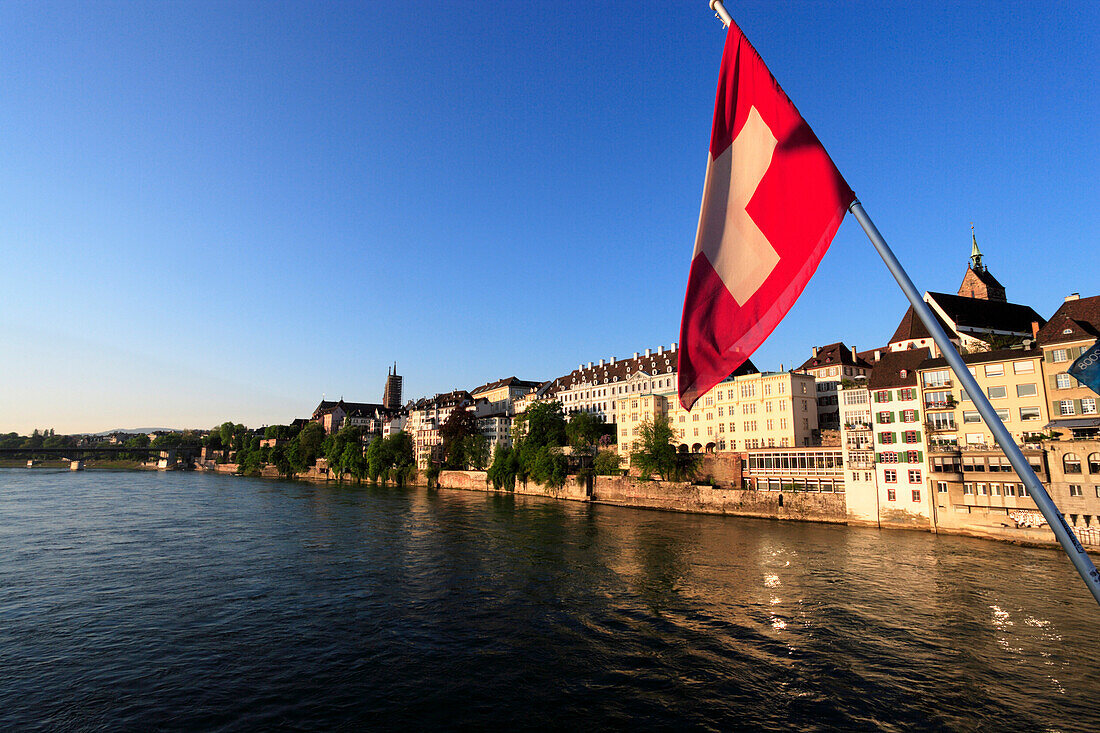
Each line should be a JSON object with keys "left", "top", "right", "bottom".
{"left": 707, "top": 1, "right": 1100, "bottom": 604}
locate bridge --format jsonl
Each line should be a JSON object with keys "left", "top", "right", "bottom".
{"left": 0, "top": 445, "right": 200, "bottom": 468}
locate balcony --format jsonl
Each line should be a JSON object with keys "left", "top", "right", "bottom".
{"left": 924, "top": 398, "right": 958, "bottom": 411}
{"left": 844, "top": 422, "right": 872, "bottom": 431}
{"left": 925, "top": 419, "right": 957, "bottom": 433}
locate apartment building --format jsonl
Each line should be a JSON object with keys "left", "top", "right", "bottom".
{"left": 405, "top": 390, "right": 472, "bottom": 469}
{"left": 867, "top": 349, "right": 935, "bottom": 528}
{"left": 615, "top": 370, "right": 818, "bottom": 467}
{"left": 1037, "top": 294, "right": 1100, "bottom": 438}
{"left": 795, "top": 341, "right": 874, "bottom": 431}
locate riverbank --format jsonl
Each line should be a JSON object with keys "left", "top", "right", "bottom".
{"left": 0, "top": 458, "right": 149, "bottom": 470}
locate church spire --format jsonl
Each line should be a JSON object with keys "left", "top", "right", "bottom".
{"left": 969, "top": 223, "right": 984, "bottom": 271}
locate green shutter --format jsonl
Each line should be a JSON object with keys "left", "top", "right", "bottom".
{"left": 915, "top": 431, "right": 922, "bottom": 442}
{"left": 892, "top": 431, "right": 898, "bottom": 443}
{"left": 1052, "top": 399, "right": 1061, "bottom": 416}
{"left": 1048, "top": 375, "right": 1059, "bottom": 391}
{"left": 917, "top": 451, "right": 924, "bottom": 462}
{"left": 1074, "top": 399, "right": 1083, "bottom": 415}
{"left": 1045, "top": 350, "right": 1054, "bottom": 363}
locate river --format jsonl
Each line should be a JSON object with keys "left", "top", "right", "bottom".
{"left": 1, "top": 468, "right": 1097, "bottom": 731}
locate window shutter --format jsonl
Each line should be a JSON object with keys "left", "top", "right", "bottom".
{"left": 1052, "top": 400, "right": 1061, "bottom": 415}
{"left": 1045, "top": 350, "right": 1054, "bottom": 363}
{"left": 915, "top": 431, "right": 922, "bottom": 442}
{"left": 1074, "top": 399, "right": 1083, "bottom": 414}
{"left": 918, "top": 451, "right": 924, "bottom": 462}
{"left": 892, "top": 431, "right": 898, "bottom": 443}
{"left": 1049, "top": 375, "right": 1059, "bottom": 391}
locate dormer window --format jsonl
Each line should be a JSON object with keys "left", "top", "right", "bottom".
{"left": 1063, "top": 328, "right": 1073, "bottom": 334}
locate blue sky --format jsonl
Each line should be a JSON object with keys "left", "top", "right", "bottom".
{"left": 1, "top": 1, "right": 1097, "bottom": 434}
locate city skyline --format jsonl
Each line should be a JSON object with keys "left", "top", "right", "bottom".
{"left": 2, "top": 2, "right": 1098, "bottom": 434}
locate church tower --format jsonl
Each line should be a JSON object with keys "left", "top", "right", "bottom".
{"left": 957, "top": 225, "right": 1006, "bottom": 302}
{"left": 382, "top": 363, "right": 403, "bottom": 411}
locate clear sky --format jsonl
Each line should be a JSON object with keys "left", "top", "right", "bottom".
{"left": 1, "top": 1, "right": 1097, "bottom": 435}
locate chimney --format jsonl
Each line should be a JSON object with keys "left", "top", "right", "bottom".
{"left": 658, "top": 345, "right": 664, "bottom": 355}
{"left": 1065, "top": 293, "right": 1080, "bottom": 302}
{"left": 812, "top": 346, "right": 820, "bottom": 358}
{"left": 671, "top": 342, "right": 678, "bottom": 350}
{"left": 1031, "top": 320, "right": 1040, "bottom": 339}
{"left": 633, "top": 352, "right": 639, "bottom": 359}
{"left": 611, "top": 356, "right": 616, "bottom": 365}
{"left": 851, "top": 346, "right": 857, "bottom": 361}
{"left": 645, "top": 348, "right": 652, "bottom": 357}
{"left": 598, "top": 358, "right": 605, "bottom": 366}
{"left": 587, "top": 361, "right": 593, "bottom": 369}
{"left": 874, "top": 349, "right": 882, "bottom": 361}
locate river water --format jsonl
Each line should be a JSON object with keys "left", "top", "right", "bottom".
{"left": 1, "top": 469, "right": 1097, "bottom": 731}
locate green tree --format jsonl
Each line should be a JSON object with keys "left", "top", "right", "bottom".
{"left": 631, "top": 415, "right": 695, "bottom": 481}
{"left": 593, "top": 449, "right": 622, "bottom": 476}
{"left": 296, "top": 422, "right": 326, "bottom": 467}
{"left": 566, "top": 411, "right": 600, "bottom": 453}
{"left": 463, "top": 434, "right": 490, "bottom": 470}
{"left": 513, "top": 401, "right": 567, "bottom": 450}
{"left": 440, "top": 407, "right": 479, "bottom": 469}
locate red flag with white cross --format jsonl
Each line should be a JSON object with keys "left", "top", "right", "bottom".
{"left": 678, "top": 19, "right": 853, "bottom": 410}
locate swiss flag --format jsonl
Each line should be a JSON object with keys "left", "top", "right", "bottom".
{"left": 678, "top": 19, "right": 853, "bottom": 410}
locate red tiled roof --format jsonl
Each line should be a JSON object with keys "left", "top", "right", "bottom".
{"left": 1035, "top": 295, "right": 1100, "bottom": 346}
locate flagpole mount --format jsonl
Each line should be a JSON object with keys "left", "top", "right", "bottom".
{"left": 709, "top": 1, "right": 732, "bottom": 28}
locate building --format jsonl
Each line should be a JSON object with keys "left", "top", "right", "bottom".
{"left": 405, "top": 390, "right": 472, "bottom": 468}
{"left": 885, "top": 236, "right": 1044, "bottom": 357}
{"left": 866, "top": 349, "right": 935, "bottom": 528}
{"left": 838, "top": 383, "right": 878, "bottom": 525}
{"left": 311, "top": 399, "right": 393, "bottom": 436}
{"left": 1036, "top": 293, "right": 1100, "bottom": 438}
{"left": 795, "top": 341, "right": 874, "bottom": 431}
{"left": 918, "top": 347, "right": 1048, "bottom": 451}
{"left": 382, "top": 363, "right": 403, "bottom": 411}
{"left": 615, "top": 370, "right": 818, "bottom": 468}
{"left": 468, "top": 377, "right": 542, "bottom": 456}
{"left": 535, "top": 344, "right": 757, "bottom": 426}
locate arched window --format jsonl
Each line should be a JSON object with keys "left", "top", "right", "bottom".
{"left": 1063, "top": 453, "right": 1082, "bottom": 474}
{"left": 1089, "top": 453, "right": 1100, "bottom": 474}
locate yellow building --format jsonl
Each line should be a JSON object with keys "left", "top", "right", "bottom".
{"left": 616, "top": 371, "right": 818, "bottom": 467}
{"left": 919, "top": 347, "right": 1048, "bottom": 450}
{"left": 1036, "top": 293, "right": 1100, "bottom": 437}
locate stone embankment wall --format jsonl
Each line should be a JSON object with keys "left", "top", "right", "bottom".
{"left": 593, "top": 476, "right": 847, "bottom": 523}
{"left": 436, "top": 470, "right": 846, "bottom": 524}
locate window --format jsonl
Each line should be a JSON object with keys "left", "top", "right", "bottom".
{"left": 898, "top": 388, "right": 916, "bottom": 401}
{"left": 902, "top": 410, "right": 918, "bottom": 423}
{"left": 706, "top": 412, "right": 713, "bottom": 421}
{"left": 937, "top": 481, "right": 948, "bottom": 494}
{"left": 977, "top": 483, "right": 988, "bottom": 496}
{"left": 874, "top": 390, "right": 890, "bottom": 403}
{"left": 960, "top": 388, "right": 971, "bottom": 402}
{"left": 880, "top": 432, "right": 896, "bottom": 444}
{"left": 923, "top": 370, "right": 951, "bottom": 388}
{"left": 909, "top": 469, "right": 921, "bottom": 483}
{"left": 881, "top": 452, "right": 898, "bottom": 463}
{"left": 1052, "top": 349, "right": 1069, "bottom": 363}
{"left": 678, "top": 415, "right": 685, "bottom": 423}
{"left": 1088, "top": 453, "right": 1100, "bottom": 474}
{"left": 924, "top": 390, "right": 951, "bottom": 408}
{"left": 779, "top": 418, "right": 788, "bottom": 429}
{"left": 1064, "top": 453, "right": 1082, "bottom": 474}
{"left": 705, "top": 396, "right": 714, "bottom": 406}
{"left": 987, "top": 385, "right": 1007, "bottom": 399}
{"left": 912, "top": 489, "right": 922, "bottom": 502}
{"left": 907, "top": 450, "right": 920, "bottom": 464}
{"left": 1056, "top": 373, "right": 1074, "bottom": 389}
{"left": 1060, "top": 400, "right": 1075, "bottom": 416}
{"left": 1016, "top": 383, "right": 1038, "bottom": 398}
{"left": 963, "top": 411, "right": 981, "bottom": 423}
{"left": 984, "top": 364, "right": 1004, "bottom": 377}
{"left": 995, "top": 408, "right": 1010, "bottom": 422}
{"left": 990, "top": 483, "right": 1001, "bottom": 496}
{"left": 887, "top": 488, "right": 897, "bottom": 501}
{"left": 878, "top": 411, "right": 894, "bottom": 423}
{"left": 693, "top": 414, "right": 700, "bottom": 422}
{"left": 963, "top": 483, "right": 973, "bottom": 495}
{"left": 1069, "top": 485, "right": 1083, "bottom": 497}
{"left": 718, "top": 423, "right": 725, "bottom": 433}
{"left": 717, "top": 406, "right": 724, "bottom": 417}
{"left": 1084, "top": 398, "right": 1097, "bottom": 415}
{"left": 693, "top": 428, "right": 699, "bottom": 437}
{"left": 1013, "top": 361, "right": 1035, "bottom": 374}
{"left": 1019, "top": 407, "right": 1041, "bottom": 421}
{"left": 904, "top": 431, "right": 919, "bottom": 444}
{"left": 1005, "top": 483, "right": 1017, "bottom": 497}
{"left": 884, "top": 469, "right": 897, "bottom": 483}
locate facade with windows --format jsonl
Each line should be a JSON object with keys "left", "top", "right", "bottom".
{"left": 866, "top": 349, "right": 935, "bottom": 528}
{"left": 839, "top": 384, "right": 881, "bottom": 525}
{"left": 795, "top": 341, "right": 874, "bottom": 431}
{"left": 1033, "top": 440, "right": 1100, "bottom": 540}
{"left": 405, "top": 390, "right": 473, "bottom": 469}
{"left": 1036, "top": 294, "right": 1100, "bottom": 438}
{"left": 615, "top": 370, "right": 818, "bottom": 467}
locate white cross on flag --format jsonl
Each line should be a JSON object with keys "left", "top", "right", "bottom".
{"left": 678, "top": 19, "right": 853, "bottom": 410}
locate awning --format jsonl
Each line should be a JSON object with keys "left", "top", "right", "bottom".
{"left": 1044, "top": 417, "right": 1100, "bottom": 430}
